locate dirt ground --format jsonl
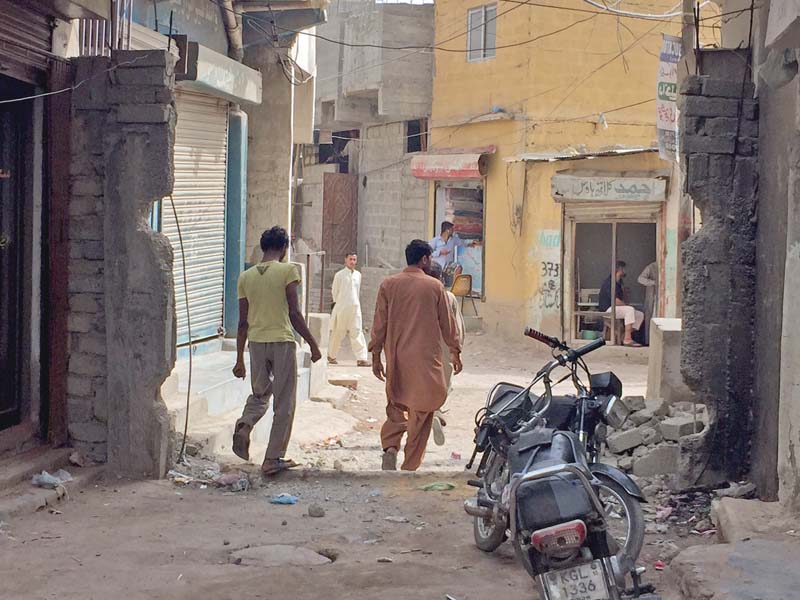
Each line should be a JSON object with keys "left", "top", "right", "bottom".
{"left": 0, "top": 333, "right": 712, "bottom": 599}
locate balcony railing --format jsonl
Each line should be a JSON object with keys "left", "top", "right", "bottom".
{"left": 77, "top": 0, "right": 133, "bottom": 56}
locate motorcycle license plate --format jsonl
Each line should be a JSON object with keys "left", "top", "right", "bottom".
{"left": 543, "top": 561, "right": 610, "bottom": 600}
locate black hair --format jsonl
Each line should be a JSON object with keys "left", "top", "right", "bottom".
{"left": 406, "top": 239, "right": 433, "bottom": 266}
{"left": 440, "top": 221, "right": 454, "bottom": 235}
{"left": 616, "top": 260, "right": 627, "bottom": 269}
{"left": 426, "top": 261, "right": 443, "bottom": 281}
{"left": 260, "top": 226, "right": 290, "bottom": 252}
{"left": 345, "top": 252, "right": 358, "bottom": 258}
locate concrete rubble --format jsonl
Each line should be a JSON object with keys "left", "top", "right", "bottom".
{"left": 605, "top": 398, "right": 709, "bottom": 480}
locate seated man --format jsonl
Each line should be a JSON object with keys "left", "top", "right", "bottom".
{"left": 598, "top": 260, "right": 644, "bottom": 347}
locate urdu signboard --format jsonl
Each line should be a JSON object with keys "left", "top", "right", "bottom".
{"left": 551, "top": 174, "right": 667, "bottom": 203}
{"left": 656, "top": 34, "right": 682, "bottom": 162}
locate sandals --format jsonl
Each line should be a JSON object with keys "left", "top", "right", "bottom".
{"left": 623, "top": 342, "right": 643, "bottom": 348}
{"left": 232, "top": 423, "right": 251, "bottom": 461}
{"left": 261, "top": 458, "right": 300, "bottom": 476}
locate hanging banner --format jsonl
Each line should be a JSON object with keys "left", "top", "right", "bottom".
{"left": 656, "top": 34, "right": 682, "bottom": 161}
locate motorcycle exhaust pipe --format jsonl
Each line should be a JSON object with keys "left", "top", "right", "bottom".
{"left": 464, "top": 498, "right": 493, "bottom": 519}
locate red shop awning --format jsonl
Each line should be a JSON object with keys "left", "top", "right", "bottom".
{"left": 410, "top": 152, "right": 490, "bottom": 180}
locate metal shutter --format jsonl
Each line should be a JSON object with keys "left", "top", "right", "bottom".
{"left": 0, "top": 0, "right": 52, "bottom": 85}
{"left": 164, "top": 88, "right": 229, "bottom": 345}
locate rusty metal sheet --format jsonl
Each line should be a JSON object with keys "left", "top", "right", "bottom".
{"left": 410, "top": 153, "right": 488, "bottom": 180}
{"left": 322, "top": 173, "right": 358, "bottom": 265}
{"left": 0, "top": 0, "right": 52, "bottom": 86}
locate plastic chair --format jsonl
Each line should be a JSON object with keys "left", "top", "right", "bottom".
{"left": 451, "top": 274, "right": 478, "bottom": 315}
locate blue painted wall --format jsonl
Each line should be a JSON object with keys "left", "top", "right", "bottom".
{"left": 223, "top": 108, "right": 248, "bottom": 337}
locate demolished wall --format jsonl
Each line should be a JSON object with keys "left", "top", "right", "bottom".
{"left": 678, "top": 73, "right": 758, "bottom": 489}
{"left": 68, "top": 51, "right": 176, "bottom": 477}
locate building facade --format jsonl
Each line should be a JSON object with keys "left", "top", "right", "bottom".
{"left": 420, "top": 0, "right": 719, "bottom": 339}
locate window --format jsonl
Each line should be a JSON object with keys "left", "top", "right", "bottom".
{"left": 405, "top": 119, "right": 428, "bottom": 153}
{"left": 467, "top": 4, "right": 497, "bottom": 62}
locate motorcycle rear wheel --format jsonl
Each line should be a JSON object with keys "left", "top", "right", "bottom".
{"left": 473, "top": 513, "right": 507, "bottom": 552}
{"left": 596, "top": 476, "right": 645, "bottom": 562}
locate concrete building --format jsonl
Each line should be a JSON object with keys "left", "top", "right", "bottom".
{"left": 295, "top": 0, "right": 434, "bottom": 325}
{"left": 676, "top": 0, "right": 800, "bottom": 509}
{"left": 417, "top": 0, "right": 720, "bottom": 341}
{"left": 0, "top": 0, "right": 324, "bottom": 478}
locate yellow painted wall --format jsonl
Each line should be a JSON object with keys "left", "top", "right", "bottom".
{"left": 429, "top": 0, "right": 709, "bottom": 337}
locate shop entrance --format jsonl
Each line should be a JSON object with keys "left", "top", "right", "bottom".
{"left": 433, "top": 181, "right": 485, "bottom": 296}
{"left": 566, "top": 219, "right": 659, "bottom": 345}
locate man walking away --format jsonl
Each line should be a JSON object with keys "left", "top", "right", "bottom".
{"left": 369, "top": 240, "right": 462, "bottom": 471}
{"left": 425, "top": 261, "right": 465, "bottom": 446}
{"left": 598, "top": 260, "right": 644, "bottom": 347}
{"left": 232, "top": 226, "right": 322, "bottom": 476}
{"left": 328, "top": 252, "right": 370, "bottom": 367}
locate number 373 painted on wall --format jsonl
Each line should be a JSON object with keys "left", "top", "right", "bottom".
{"left": 535, "top": 230, "right": 562, "bottom": 312}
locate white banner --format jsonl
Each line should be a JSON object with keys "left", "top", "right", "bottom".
{"left": 657, "top": 34, "right": 682, "bottom": 161}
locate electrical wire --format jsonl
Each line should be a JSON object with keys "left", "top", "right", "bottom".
{"left": 168, "top": 193, "right": 194, "bottom": 463}
{"left": 582, "top": 0, "right": 684, "bottom": 19}
{"left": 0, "top": 50, "right": 161, "bottom": 105}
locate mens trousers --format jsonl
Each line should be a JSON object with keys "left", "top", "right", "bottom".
{"left": 236, "top": 341, "right": 297, "bottom": 461}
{"left": 380, "top": 401, "right": 435, "bottom": 471}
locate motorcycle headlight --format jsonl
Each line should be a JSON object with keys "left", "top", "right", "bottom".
{"left": 601, "top": 395, "right": 629, "bottom": 429}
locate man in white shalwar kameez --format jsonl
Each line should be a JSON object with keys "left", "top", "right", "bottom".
{"left": 328, "top": 253, "right": 370, "bottom": 367}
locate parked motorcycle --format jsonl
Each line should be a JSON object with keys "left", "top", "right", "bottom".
{"left": 464, "top": 329, "right": 656, "bottom": 599}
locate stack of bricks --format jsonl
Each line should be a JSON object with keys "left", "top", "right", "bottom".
{"left": 677, "top": 74, "right": 759, "bottom": 488}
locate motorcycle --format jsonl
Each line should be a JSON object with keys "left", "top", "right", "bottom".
{"left": 464, "top": 328, "right": 656, "bottom": 600}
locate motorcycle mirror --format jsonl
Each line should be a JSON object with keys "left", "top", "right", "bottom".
{"left": 601, "top": 395, "right": 629, "bottom": 429}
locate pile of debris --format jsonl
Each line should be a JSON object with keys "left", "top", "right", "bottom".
{"left": 605, "top": 396, "right": 707, "bottom": 479}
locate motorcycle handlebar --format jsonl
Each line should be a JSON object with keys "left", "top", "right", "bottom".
{"left": 569, "top": 336, "right": 606, "bottom": 360}
{"left": 523, "top": 327, "right": 564, "bottom": 350}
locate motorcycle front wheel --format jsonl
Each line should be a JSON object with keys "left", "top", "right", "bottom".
{"left": 596, "top": 477, "right": 645, "bottom": 562}
{"left": 473, "top": 449, "right": 508, "bottom": 552}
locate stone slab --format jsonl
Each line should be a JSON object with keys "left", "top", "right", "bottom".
{"left": 711, "top": 497, "right": 794, "bottom": 543}
{"left": 607, "top": 429, "right": 644, "bottom": 454}
{"left": 669, "top": 539, "right": 800, "bottom": 600}
{"left": 660, "top": 416, "right": 705, "bottom": 441}
{"left": 230, "top": 544, "right": 331, "bottom": 567}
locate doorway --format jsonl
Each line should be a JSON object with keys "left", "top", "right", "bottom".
{"left": 0, "top": 74, "right": 33, "bottom": 432}
{"left": 569, "top": 221, "right": 658, "bottom": 344}
{"left": 434, "top": 181, "right": 485, "bottom": 296}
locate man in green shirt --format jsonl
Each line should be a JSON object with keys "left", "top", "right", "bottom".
{"left": 232, "top": 226, "right": 322, "bottom": 476}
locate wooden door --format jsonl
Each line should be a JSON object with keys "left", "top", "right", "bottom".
{"left": 322, "top": 173, "right": 358, "bottom": 265}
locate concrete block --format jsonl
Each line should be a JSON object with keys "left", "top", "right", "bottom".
{"left": 640, "top": 426, "right": 663, "bottom": 446}
{"left": 107, "top": 86, "right": 160, "bottom": 105}
{"left": 69, "top": 196, "right": 101, "bottom": 217}
{"left": 112, "top": 66, "right": 172, "bottom": 88}
{"left": 68, "top": 420, "right": 108, "bottom": 443}
{"left": 70, "top": 215, "right": 104, "bottom": 241}
{"left": 70, "top": 352, "right": 107, "bottom": 377}
{"left": 742, "top": 100, "right": 758, "bottom": 120}
{"left": 309, "top": 358, "right": 327, "bottom": 397}
{"left": 630, "top": 410, "right": 656, "bottom": 426}
{"left": 307, "top": 312, "right": 331, "bottom": 348}
{"left": 67, "top": 313, "right": 94, "bottom": 333}
{"left": 624, "top": 396, "right": 646, "bottom": 411}
{"left": 68, "top": 275, "right": 103, "bottom": 294}
{"left": 737, "top": 137, "right": 758, "bottom": 157}
{"left": 67, "top": 376, "right": 93, "bottom": 397}
{"left": 660, "top": 416, "right": 705, "bottom": 441}
{"left": 687, "top": 153, "right": 709, "bottom": 181}
{"left": 70, "top": 294, "right": 100, "bottom": 314}
{"left": 680, "top": 95, "right": 740, "bottom": 117}
{"left": 72, "top": 241, "right": 105, "bottom": 260}
{"left": 618, "top": 455, "right": 634, "bottom": 471}
{"left": 632, "top": 444, "right": 679, "bottom": 477}
{"left": 116, "top": 104, "right": 172, "bottom": 124}
{"left": 701, "top": 78, "right": 755, "bottom": 98}
{"left": 607, "top": 429, "right": 644, "bottom": 454}
{"left": 329, "top": 375, "right": 359, "bottom": 390}
{"left": 72, "top": 176, "right": 103, "bottom": 197}
{"left": 679, "top": 75, "right": 703, "bottom": 95}
{"left": 703, "top": 117, "right": 739, "bottom": 136}
{"left": 78, "top": 333, "right": 106, "bottom": 356}
{"left": 67, "top": 396, "right": 94, "bottom": 422}
{"left": 680, "top": 133, "right": 736, "bottom": 154}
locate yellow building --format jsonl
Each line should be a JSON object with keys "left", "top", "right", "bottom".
{"left": 413, "top": 0, "right": 718, "bottom": 342}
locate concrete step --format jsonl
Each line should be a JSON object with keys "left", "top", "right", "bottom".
{"left": 0, "top": 465, "right": 104, "bottom": 520}
{"left": 0, "top": 446, "right": 73, "bottom": 492}
{"left": 464, "top": 315, "right": 483, "bottom": 333}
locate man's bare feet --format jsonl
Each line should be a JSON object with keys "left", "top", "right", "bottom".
{"left": 357, "top": 360, "right": 371, "bottom": 367}
{"left": 328, "top": 357, "right": 338, "bottom": 365}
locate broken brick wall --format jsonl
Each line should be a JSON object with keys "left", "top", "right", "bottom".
{"left": 678, "top": 72, "right": 759, "bottom": 489}
{"left": 67, "top": 50, "right": 176, "bottom": 477}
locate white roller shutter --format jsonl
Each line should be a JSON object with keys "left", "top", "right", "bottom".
{"left": 164, "top": 89, "right": 229, "bottom": 345}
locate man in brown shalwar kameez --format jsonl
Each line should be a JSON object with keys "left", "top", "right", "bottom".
{"left": 369, "top": 240, "right": 462, "bottom": 471}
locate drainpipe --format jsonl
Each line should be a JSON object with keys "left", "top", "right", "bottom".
{"left": 221, "top": 0, "right": 244, "bottom": 62}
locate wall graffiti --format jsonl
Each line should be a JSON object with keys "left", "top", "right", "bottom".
{"left": 533, "top": 230, "right": 562, "bottom": 322}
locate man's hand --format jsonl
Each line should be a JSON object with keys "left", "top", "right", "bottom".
{"left": 452, "top": 352, "right": 463, "bottom": 375}
{"left": 232, "top": 359, "right": 247, "bottom": 379}
{"left": 440, "top": 248, "right": 450, "bottom": 255}
{"left": 372, "top": 354, "right": 386, "bottom": 382}
{"left": 310, "top": 344, "right": 322, "bottom": 363}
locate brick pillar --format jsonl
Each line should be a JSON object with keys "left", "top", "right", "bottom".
{"left": 677, "top": 75, "right": 759, "bottom": 488}
{"left": 68, "top": 51, "right": 177, "bottom": 477}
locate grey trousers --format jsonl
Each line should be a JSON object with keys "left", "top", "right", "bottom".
{"left": 236, "top": 341, "right": 298, "bottom": 460}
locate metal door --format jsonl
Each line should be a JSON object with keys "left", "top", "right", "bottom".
{"left": 0, "top": 96, "right": 26, "bottom": 431}
{"left": 162, "top": 89, "right": 229, "bottom": 345}
{"left": 322, "top": 173, "right": 358, "bottom": 265}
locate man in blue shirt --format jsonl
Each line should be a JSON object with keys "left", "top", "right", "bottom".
{"left": 429, "top": 221, "right": 469, "bottom": 269}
